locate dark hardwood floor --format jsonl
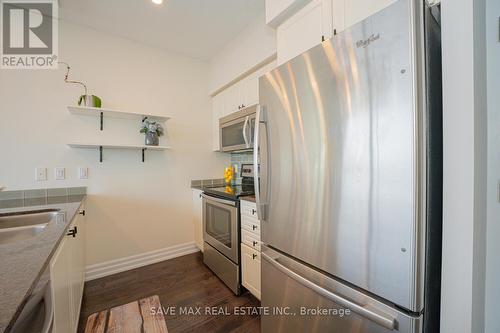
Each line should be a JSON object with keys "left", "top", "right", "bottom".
{"left": 78, "top": 252, "right": 261, "bottom": 333}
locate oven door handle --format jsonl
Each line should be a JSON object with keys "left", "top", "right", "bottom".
{"left": 201, "top": 193, "right": 236, "bottom": 207}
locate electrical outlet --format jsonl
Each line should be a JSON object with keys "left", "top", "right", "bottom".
{"left": 35, "top": 168, "right": 47, "bottom": 181}
{"left": 55, "top": 167, "right": 65, "bottom": 180}
{"left": 78, "top": 167, "right": 88, "bottom": 179}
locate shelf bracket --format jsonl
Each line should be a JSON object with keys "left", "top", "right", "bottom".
{"left": 100, "top": 112, "right": 104, "bottom": 131}
{"left": 142, "top": 148, "right": 146, "bottom": 162}
{"left": 99, "top": 146, "right": 103, "bottom": 163}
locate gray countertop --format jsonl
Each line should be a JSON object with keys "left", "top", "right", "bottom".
{"left": 240, "top": 195, "right": 256, "bottom": 203}
{"left": 191, "top": 185, "right": 220, "bottom": 191}
{"left": 0, "top": 195, "right": 86, "bottom": 333}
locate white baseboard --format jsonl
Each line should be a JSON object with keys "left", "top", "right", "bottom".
{"left": 85, "top": 242, "right": 200, "bottom": 281}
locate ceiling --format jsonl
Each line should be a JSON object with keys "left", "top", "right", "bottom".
{"left": 59, "top": 0, "right": 265, "bottom": 61}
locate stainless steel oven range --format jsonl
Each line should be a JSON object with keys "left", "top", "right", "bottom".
{"left": 202, "top": 164, "right": 255, "bottom": 295}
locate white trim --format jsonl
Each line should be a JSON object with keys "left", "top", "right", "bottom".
{"left": 85, "top": 242, "right": 199, "bottom": 281}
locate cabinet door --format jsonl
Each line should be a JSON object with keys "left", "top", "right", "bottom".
{"left": 276, "top": 0, "right": 332, "bottom": 65}
{"left": 240, "top": 74, "right": 259, "bottom": 109}
{"left": 241, "top": 243, "right": 261, "bottom": 300}
{"left": 192, "top": 189, "right": 204, "bottom": 251}
{"left": 332, "top": 0, "right": 345, "bottom": 33}
{"left": 212, "top": 93, "right": 224, "bottom": 151}
{"left": 51, "top": 207, "right": 86, "bottom": 333}
{"left": 71, "top": 207, "right": 85, "bottom": 328}
{"left": 224, "top": 83, "right": 241, "bottom": 115}
{"left": 51, "top": 235, "right": 73, "bottom": 333}
{"left": 344, "top": 0, "right": 397, "bottom": 28}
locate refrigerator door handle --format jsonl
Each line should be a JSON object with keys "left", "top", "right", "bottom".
{"left": 261, "top": 252, "right": 397, "bottom": 330}
{"left": 254, "top": 105, "right": 268, "bottom": 220}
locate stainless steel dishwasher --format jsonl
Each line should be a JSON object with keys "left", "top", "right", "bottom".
{"left": 9, "top": 266, "right": 53, "bottom": 333}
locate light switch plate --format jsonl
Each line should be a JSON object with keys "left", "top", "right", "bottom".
{"left": 78, "top": 167, "right": 88, "bottom": 179}
{"left": 55, "top": 167, "right": 65, "bottom": 180}
{"left": 35, "top": 168, "right": 47, "bottom": 181}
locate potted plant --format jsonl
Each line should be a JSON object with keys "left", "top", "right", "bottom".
{"left": 140, "top": 119, "right": 164, "bottom": 146}
{"left": 58, "top": 61, "right": 102, "bottom": 107}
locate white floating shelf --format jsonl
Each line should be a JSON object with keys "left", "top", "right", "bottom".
{"left": 68, "top": 143, "right": 170, "bottom": 162}
{"left": 68, "top": 106, "right": 171, "bottom": 122}
{"left": 68, "top": 143, "right": 170, "bottom": 150}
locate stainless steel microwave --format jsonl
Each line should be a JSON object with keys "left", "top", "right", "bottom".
{"left": 219, "top": 106, "right": 256, "bottom": 152}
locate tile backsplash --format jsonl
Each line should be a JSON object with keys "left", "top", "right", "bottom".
{"left": 0, "top": 187, "right": 86, "bottom": 201}
{"left": 191, "top": 152, "right": 255, "bottom": 188}
{"left": 231, "top": 152, "right": 254, "bottom": 184}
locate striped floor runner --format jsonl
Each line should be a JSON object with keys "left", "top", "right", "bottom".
{"left": 84, "top": 295, "right": 168, "bottom": 333}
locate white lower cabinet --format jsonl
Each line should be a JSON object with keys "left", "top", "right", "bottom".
{"left": 192, "top": 189, "right": 204, "bottom": 251}
{"left": 241, "top": 243, "right": 261, "bottom": 300}
{"left": 51, "top": 202, "right": 86, "bottom": 333}
{"left": 240, "top": 199, "right": 261, "bottom": 300}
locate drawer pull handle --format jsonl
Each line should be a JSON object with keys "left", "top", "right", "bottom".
{"left": 252, "top": 254, "right": 257, "bottom": 260}
{"left": 78, "top": 210, "right": 85, "bottom": 216}
{"left": 253, "top": 241, "right": 258, "bottom": 246}
{"left": 67, "top": 226, "right": 77, "bottom": 237}
{"left": 252, "top": 209, "right": 256, "bottom": 215}
{"left": 252, "top": 225, "right": 257, "bottom": 230}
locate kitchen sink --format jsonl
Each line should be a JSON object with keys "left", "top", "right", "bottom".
{"left": 0, "top": 209, "right": 59, "bottom": 245}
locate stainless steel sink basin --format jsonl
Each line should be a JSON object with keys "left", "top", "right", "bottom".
{"left": 0, "top": 209, "right": 59, "bottom": 245}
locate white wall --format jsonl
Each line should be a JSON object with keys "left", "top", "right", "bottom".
{"left": 440, "top": 0, "right": 488, "bottom": 332}
{"left": 0, "top": 21, "right": 230, "bottom": 266}
{"left": 485, "top": 0, "right": 500, "bottom": 331}
{"left": 208, "top": 14, "right": 276, "bottom": 95}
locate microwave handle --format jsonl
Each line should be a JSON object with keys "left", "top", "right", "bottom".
{"left": 242, "top": 116, "right": 249, "bottom": 148}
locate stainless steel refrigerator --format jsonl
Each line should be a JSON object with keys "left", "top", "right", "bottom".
{"left": 254, "top": 0, "right": 443, "bottom": 332}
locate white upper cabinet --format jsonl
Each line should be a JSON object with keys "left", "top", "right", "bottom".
{"left": 276, "top": 0, "right": 333, "bottom": 66}
{"left": 227, "top": 74, "right": 260, "bottom": 114}
{"left": 240, "top": 74, "right": 260, "bottom": 110}
{"left": 224, "top": 84, "right": 241, "bottom": 115}
{"left": 271, "top": 0, "right": 398, "bottom": 65}
{"left": 343, "top": 0, "right": 397, "bottom": 28}
{"left": 331, "top": 0, "right": 345, "bottom": 33}
{"left": 211, "top": 61, "right": 276, "bottom": 152}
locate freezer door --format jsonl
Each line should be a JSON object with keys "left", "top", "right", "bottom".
{"left": 258, "top": 0, "right": 422, "bottom": 311}
{"left": 261, "top": 246, "right": 422, "bottom": 333}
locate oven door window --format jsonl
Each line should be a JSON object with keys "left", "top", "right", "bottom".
{"left": 205, "top": 202, "right": 232, "bottom": 248}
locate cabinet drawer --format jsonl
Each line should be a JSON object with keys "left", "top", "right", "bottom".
{"left": 241, "top": 215, "right": 260, "bottom": 237}
{"left": 241, "top": 229, "right": 261, "bottom": 251}
{"left": 241, "top": 200, "right": 258, "bottom": 218}
{"left": 241, "top": 243, "right": 261, "bottom": 300}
